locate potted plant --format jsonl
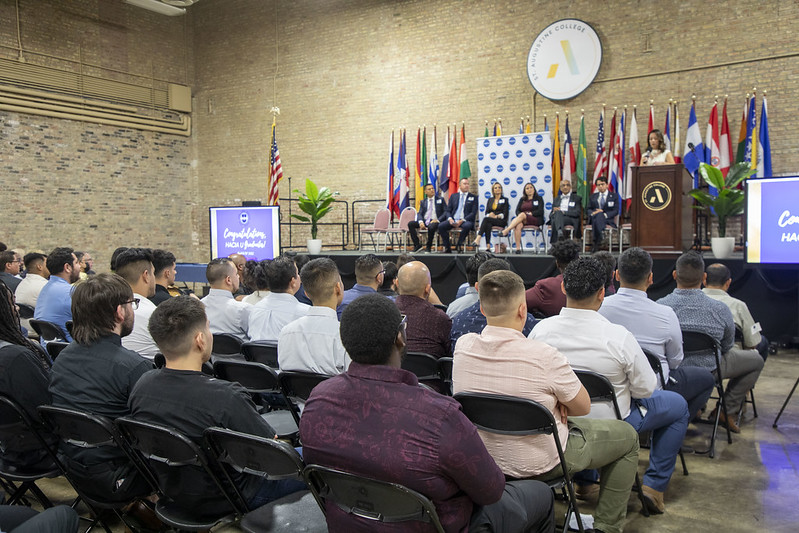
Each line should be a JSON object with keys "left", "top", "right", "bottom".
{"left": 689, "top": 162, "right": 755, "bottom": 258}
{"left": 291, "top": 178, "right": 338, "bottom": 254}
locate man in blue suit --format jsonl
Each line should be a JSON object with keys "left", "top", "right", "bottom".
{"left": 408, "top": 184, "right": 448, "bottom": 252}
{"left": 587, "top": 176, "right": 620, "bottom": 253}
{"left": 438, "top": 178, "right": 478, "bottom": 253}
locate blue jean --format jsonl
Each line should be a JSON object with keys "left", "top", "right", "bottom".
{"left": 248, "top": 477, "right": 308, "bottom": 508}
{"left": 624, "top": 390, "right": 689, "bottom": 492}
{"left": 667, "top": 366, "right": 715, "bottom": 418}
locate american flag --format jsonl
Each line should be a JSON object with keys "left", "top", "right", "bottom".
{"left": 267, "top": 119, "right": 283, "bottom": 206}
{"left": 592, "top": 108, "right": 606, "bottom": 189}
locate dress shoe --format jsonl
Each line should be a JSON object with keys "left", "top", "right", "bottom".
{"left": 514, "top": 249, "right": 522, "bottom": 254}
{"left": 709, "top": 406, "right": 741, "bottom": 433}
{"left": 641, "top": 485, "right": 665, "bottom": 514}
{"left": 413, "top": 245, "right": 424, "bottom": 253}
{"left": 442, "top": 248, "right": 452, "bottom": 254}
{"left": 123, "top": 499, "right": 164, "bottom": 530}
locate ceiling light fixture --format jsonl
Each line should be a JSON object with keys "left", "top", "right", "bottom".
{"left": 124, "top": 0, "right": 186, "bottom": 16}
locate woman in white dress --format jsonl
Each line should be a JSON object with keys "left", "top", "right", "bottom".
{"left": 640, "top": 129, "right": 675, "bottom": 165}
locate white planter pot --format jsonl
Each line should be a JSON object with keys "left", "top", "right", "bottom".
{"left": 711, "top": 237, "right": 735, "bottom": 259}
{"left": 307, "top": 239, "right": 323, "bottom": 255}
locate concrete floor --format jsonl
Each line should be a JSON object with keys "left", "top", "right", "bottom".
{"left": 31, "top": 348, "right": 799, "bottom": 532}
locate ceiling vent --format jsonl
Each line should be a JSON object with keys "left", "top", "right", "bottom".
{"left": 124, "top": 0, "right": 200, "bottom": 16}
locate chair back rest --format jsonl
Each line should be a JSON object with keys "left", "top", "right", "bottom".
{"left": 212, "top": 333, "right": 243, "bottom": 355}
{"left": 46, "top": 341, "right": 69, "bottom": 361}
{"left": 373, "top": 208, "right": 391, "bottom": 230}
{"left": 437, "top": 357, "right": 452, "bottom": 384}
{"left": 397, "top": 207, "right": 416, "bottom": 230}
{"left": 642, "top": 349, "right": 667, "bottom": 388}
{"left": 278, "top": 371, "right": 331, "bottom": 403}
{"left": 402, "top": 352, "right": 439, "bottom": 379}
{"left": 304, "top": 465, "right": 445, "bottom": 532}
{"left": 204, "top": 427, "right": 304, "bottom": 480}
{"left": 432, "top": 303, "right": 447, "bottom": 312}
{"left": 38, "top": 405, "right": 118, "bottom": 449}
{"left": 240, "top": 341, "right": 279, "bottom": 368}
{"left": 681, "top": 330, "right": 721, "bottom": 355}
{"left": 213, "top": 360, "right": 280, "bottom": 394}
{"left": 454, "top": 392, "right": 555, "bottom": 436}
{"left": 29, "top": 319, "right": 66, "bottom": 342}
{"left": 16, "top": 303, "right": 35, "bottom": 319}
{"left": 574, "top": 370, "right": 623, "bottom": 420}
{"left": 0, "top": 394, "right": 50, "bottom": 452}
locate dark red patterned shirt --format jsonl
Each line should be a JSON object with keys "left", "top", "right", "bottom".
{"left": 395, "top": 295, "right": 452, "bottom": 359}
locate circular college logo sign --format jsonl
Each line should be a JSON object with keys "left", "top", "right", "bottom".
{"left": 642, "top": 182, "right": 672, "bottom": 211}
{"left": 527, "top": 19, "right": 602, "bottom": 101}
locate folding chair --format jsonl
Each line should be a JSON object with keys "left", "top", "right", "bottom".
{"left": 682, "top": 330, "right": 732, "bottom": 458}
{"left": 437, "top": 357, "right": 453, "bottom": 396}
{"left": 116, "top": 417, "right": 245, "bottom": 531}
{"left": 29, "top": 319, "right": 67, "bottom": 343}
{"left": 386, "top": 207, "right": 417, "bottom": 251}
{"left": 454, "top": 391, "right": 584, "bottom": 532}
{"left": 304, "top": 465, "right": 446, "bottom": 533}
{"left": 204, "top": 427, "right": 326, "bottom": 533}
{"left": 241, "top": 341, "right": 279, "bottom": 368}
{"left": 521, "top": 224, "right": 547, "bottom": 254}
{"left": 278, "top": 372, "right": 331, "bottom": 426}
{"left": 642, "top": 350, "right": 689, "bottom": 475}
{"left": 402, "top": 352, "right": 447, "bottom": 394}
{"left": 16, "top": 303, "right": 35, "bottom": 319}
{"left": 574, "top": 370, "right": 651, "bottom": 516}
{"left": 582, "top": 215, "right": 619, "bottom": 253}
{"left": 45, "top": 341, "right": 69, "bottom": 361}
{"left": 212, "top": 333, "right": 244, "bottom": 360}
{"left": 360, "top": 208, "right": 391, "bottom": 251}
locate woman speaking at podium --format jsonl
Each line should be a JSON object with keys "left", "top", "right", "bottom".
{"left": 640, "top": 129, "right": 675, "bottom": 165}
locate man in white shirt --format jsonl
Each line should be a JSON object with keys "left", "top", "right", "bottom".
{"left": 278, "top": 258, "right": 349, "bottom": 374}
{"left": 116, "top": 248, "right": 160, "bottom": 359}
{"left": 446, "top": 252, "right": 491, "bottom": 318}
{"left": 599, "top": 248, "right": 715, "bottom": 419}
{"left": 531, "top": 256, "right": 689, "bottom": 515}
{"left": 201, "top": 258, "right": 252, "bottom": 343}
{"left": 15, "top": 253, "right": 49, "bottom": 308}
{"left": 248, "top": 256, "right": 309, "bottom": 342}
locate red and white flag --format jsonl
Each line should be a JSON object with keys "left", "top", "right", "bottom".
{"left": 625, "top": 108, "right": 640, "bottom": 209}
{"left": 648, "top": 102, "right": 655, "bottom": 135}
{"left": 606, "top": 108, "right": 617, "bottom": 181}
{"left": 719, "top": 98, "right": 732, "bottom": 177}
{"left": 706, "top": 101, "right": 720, "bottom": 169}
{"left": 592, "top": 108, "right": 606, "bottom": 189}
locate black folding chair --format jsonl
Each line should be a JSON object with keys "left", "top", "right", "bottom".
{"left": 16, "top": 303, "right": 35, "bottom": 319}
{"left": 402, "top": 352, "right": 447, "bottom": 394}
{"left": 278, "top": 372, "right": 331, "bottom": 426}
{"left": 773, "top": 375, "right": 799, "bottom": 428}
{"left": 304, "top": 464, "right": 446, "bottom": 533}
{"left": 241, "top": 341, "right": 279, "bottom": 368}
{"left": 29, "top": 319, "right": 67, "bottom": 342}
{"left": 574, "top": 370, "right": 651, "bottom": 516}
{"left": 437, "top": 357, "right": 453, "bottom": 396}
{"left": 641, "top": 350, "right": 689, "bottom": 476}
{"left": 212, "top": 360, "right": 298, "bottom": 440}
{"left": 45, "top": 341, "right": 69, "bottom": 361}
{"left": 37, "top": 405, "right": 156, "bottom": 533}
{"left": 682, "top": 330, "right": 732, "bottom": 458}
{"left": 204, "top": 427, "right": 326, "bottom": 533}
{"left": 212, "top": 333, "right": 244, "bottom": 359}
{"left": 454, "top": 391, "right": 584, "bottom": 532}
{"left": 115, "top": 417, "right": 245, "bottom": 531}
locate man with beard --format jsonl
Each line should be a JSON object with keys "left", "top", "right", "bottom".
{"left": 34, "top": 247, "right": 82, "bottom": 341}
{"left": 48, "top": 273, "right": 155, "bottom": 503}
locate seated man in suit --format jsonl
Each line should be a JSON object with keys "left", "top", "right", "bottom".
{"left": 525, "top": 240, "right": 580, "bottom": 317}
{"left": 437, "top": 177, "right": 478, "bottom": 253}
{"left": 408, "top": 183, "right": 447, "bottom": 253}
{"left": 301, "top": 294, "right": 556, "bottom": 533}
{"left": 34, "top": 247, "right": 82, "bottom": 342}
{"left": 549, "top": 180, "right": 582, "bottom": 244}
{"left": 587, "top": 176, "right": 620, "bottom": 253}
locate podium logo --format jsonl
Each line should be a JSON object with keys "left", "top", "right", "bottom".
{"left": 642, "top": 182, "right": 672, "bottom": 212}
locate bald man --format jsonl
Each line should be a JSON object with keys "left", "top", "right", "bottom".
{"left": 228, "top": 253, "right": 252, "bottom": 300}
{"left": 395, "top": 261, "right": 452, "bottom": 358}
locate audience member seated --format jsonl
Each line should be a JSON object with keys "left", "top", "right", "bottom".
{"left": 703, "top": 263, "right": 770, "bottom": 361}
{"left": 201, "top": 257, "right": 252, "bottom": 343}
{"left": 248, "top": 255, "right": 309, "bottom": 342}
{"left": 525, "top": 240, "right": 580, "bottom": 317}
{"left": 241, "top": 259, "right": 270, "bottom": 305}
{"left": 34, "top": 247, "right": 82, "bottom": 342}
{"left": 532, "top": 256, "right": 689, "bottom": 515}
{"left": 0, "top": 505, "right": 79, "bottom": 533}
{"left": 117, "top": 248, "right": 159, "bottom": 360}
{"left": 377, "top": 260, "right": 398, "bottom": 298}
{"left": 129, "top": 296, "right": 306, "bottom": 516}
{"left": 301, "top": 294, "right": 556, "bottom": 533}
{"left": 48, "top": 273, "right": 154, "bottom": 503}
{"left": 79, "top": 251, "right": 96, "bottom": 276}
{"left": 0, "top": 281, "right": 56, "bottom": 470}
{"left": 286, "top": 252, "right": 313, "bottom": 306}
{"left": 396, "top": 253, "right": 444, "bottom": 305}
{"left": 409, "top": 183, "right": 447, "bottom": 253}
{"left": 336, "top": 253, "right": 384, "bottom": 319}
{"left": 453, "top": 270, "right": 638, "bottom": 533}
{"left": 278, "top": 258, "right": 350, "bottom": 374}
{"left": 592, "top": 250, "right": 617, "bottom": 295}
{"left": 229, "top": 253, "right": 253, "bottom": 300}
{"left": 149, "top": 249, "right": 180, "bottom": 306}
{"left": 658, "top": 252, "right": 764, "bottom": 433}
{"left": 395, "top": 261, "right": 452, "bottom": 359}
{"left": 0, "top": 250, "right": 22, "bottom": 293}
{"left": 599, "top": 248, "right": 715, "bottom": 419}
{"left": 446, "top": 251, "right": 492, "bottom": 318}
{"left": 549, "top": 180, "right": 582, "bottom": 244}
{"left": 437, "top": 177, "right": 478, "bottom": 253}
{"left": 587, "top": 176, "right": 619, "bottom": 253}
{"left": 15, "top": 252, "right": 49, "bottom": 308}
{"left": 451, "top": 258, "right": 537, "bottom": 352}
{"left": 74, "top": 252, "right": 89, "bottom": 283}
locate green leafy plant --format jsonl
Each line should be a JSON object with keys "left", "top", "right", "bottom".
{"left": 689, "top": 162, "right": 755, "bottom": 238}
{"left": 290, "top": 178, "right": 338, "bottom": 240}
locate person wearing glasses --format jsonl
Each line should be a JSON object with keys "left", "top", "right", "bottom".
{"left": 0, "top": 250, "right": 23, "bottom": 293}
{"left": 336, "top": 253, "right": 386, "bottom": 319}
{"left": 48, "top": 273, "right": 156, "bottom": 505}
{"left": 115, "top": 248, "right": 160, "bottom": 360}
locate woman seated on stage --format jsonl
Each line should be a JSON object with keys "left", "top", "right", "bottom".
{"left": 502, "top": 183, "right": 544, "bottom": 254}
{"left": 472, "top": 182, "right": 509, "bottom": 252}
{"left": 640, "top": 129, "right": 675, "bottom": 165}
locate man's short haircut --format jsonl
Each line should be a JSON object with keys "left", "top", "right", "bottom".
{"left": 675, "top": 251, "right": 705, "bottom": 286}
{"left": 705, "top": 263, "right": 731, "bottom": 287}
{"left": 114, "top": 248, "right": 155, "bottom": 285}
{"left": 284, "top": 251, "right": 311, "bottom": 272}
{"left": 380, "top": 261, "right": 398, "bottom": 291}
{"left": 46, "top": 247, "right": 75, "bottom": 276}
{"left": 479, "top": 270, "right": 525, "bottom": 317}
{"left": 395, "top": 253, "right": 416, "bottom": 270}
{"left": 466, "top": 252, "right": 494, "bottom": 286}
{"left": 149, "top": 296, "right": 207, "bottom": 360}
{"left": 71, "top": 273, "right": 133, "bottom": 345}
{"left": 23, "top": 252, "right": 47, "bottom": 271}
{"left": 206, "top": 257, "right": 235, "bottom": 285}
{"left": 340, "top": 294, "right": 402, "bottom": 365}
{"left": 477, "top": 258, "right": 510, "bottom": 282}
{"left": 595, "top": 176, "right": 608, "bottom": 185}
{"left": 300, "top": 258, "right": 340, "bottom": 303}
{"left": 110, "top": 247, "right": 129, "bottom": 271}
{"left": 550, "top": 240, "right": 580, "bottom": 271}
{"left": 151, "top": 249, "right": 177, "bottom": 278}
{"left": 0, "top": 251, "right": 16, "bottom": 272}
{"left": 354, "top": 253, "right": 383, "bottom": 284}
{"left": 617, "top": 247, "right": 653, "bottom": 285}
{"left": 266, "top": 255, "right": 298, "bottom": 292}
{"left": 592, "top": 251, "right": 617, "bottom": 290}
{"left": 563, "top": 256, "right": 606, "bottom": 301}
{"left": 243, "top": 260, "right": 269, "bottom": 291}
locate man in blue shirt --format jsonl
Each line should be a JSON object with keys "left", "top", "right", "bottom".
{"left": 34, "top": 247, "right": 81, "bottom": 341}
{"left": 336, "top": 254, "right": 385, "bottom": 319}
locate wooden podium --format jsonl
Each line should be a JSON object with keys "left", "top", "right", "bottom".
{"left": 630, "top": 164, "right": 693, "bottom": 255}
